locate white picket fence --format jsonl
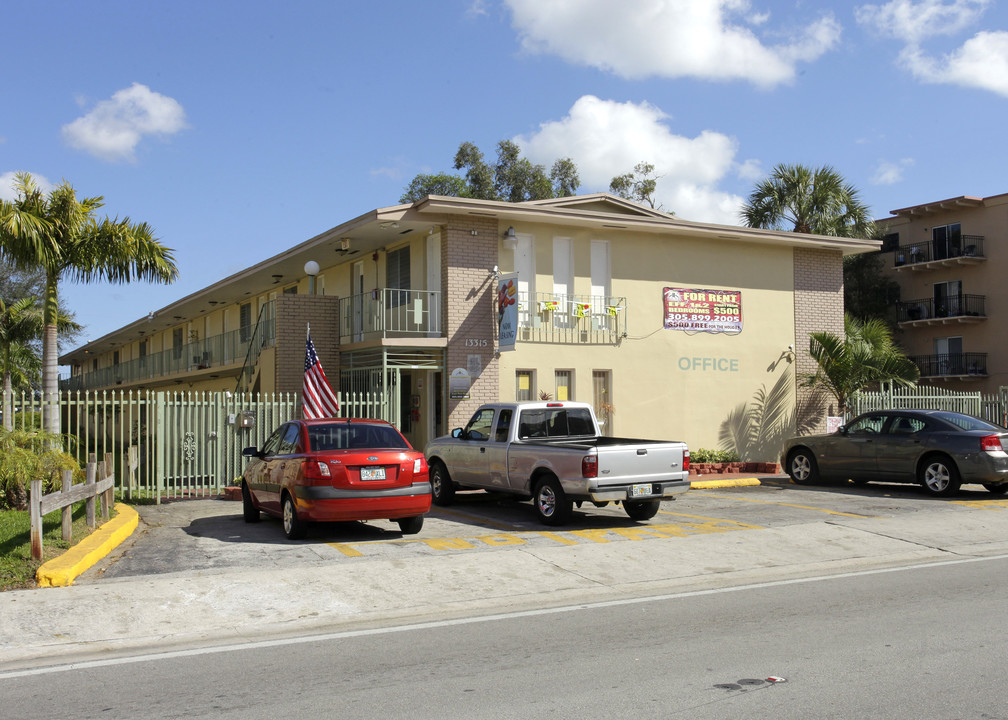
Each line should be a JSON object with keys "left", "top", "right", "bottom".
{"left": 849, "top": 383, "right": 1008, "bottom": 426}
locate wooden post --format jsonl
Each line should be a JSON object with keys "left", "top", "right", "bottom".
{"left": 61, "top": 469, "right": 73, "bottom": 542}
{"left": 30, "top": 478, "right": 42, "bottom": 561}
{"left": 104, "top": 452, "right": 115, "bottom": 519}
{"left": 85, "top": 461, "right": 96, "bottom": 529}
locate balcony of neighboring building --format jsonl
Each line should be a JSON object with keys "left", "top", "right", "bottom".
{"left": 897, "top": 294, "right": 986, "bottom": 326}
{"left": 910, "top": 352, "right": 988, "bottom": 380}
{"left": 338, "top": 288, "right": 443, "bottom": 346}
{"left": 893, "top": 234, "right": 985, "bottom": 271}
{"left": 516, "top": 292, "right": 627, "bottom": 344}
{"left": 62, "top": 317, "right": 277, "bottom": 392}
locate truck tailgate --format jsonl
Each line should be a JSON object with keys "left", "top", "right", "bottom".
{"left": 595, "top": 443, "right": 687, "bottom": 485}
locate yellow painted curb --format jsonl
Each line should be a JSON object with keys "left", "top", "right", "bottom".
{"left": 690, "top": 477, "right": 763, "bottom": 489}
{"left": 36, "top": 503, "right": 139, "bottom": 588}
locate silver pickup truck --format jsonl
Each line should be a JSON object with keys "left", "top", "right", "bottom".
{"left": 424, "top": 401, "right": 690, "bottom": 525}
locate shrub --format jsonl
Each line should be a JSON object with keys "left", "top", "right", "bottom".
{"left": 691, "top": 448, "right": 741, "bottom": 464}
{"left": 0, "top": 429, "right": 83, "bottom": 510}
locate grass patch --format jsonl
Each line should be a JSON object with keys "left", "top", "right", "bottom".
{"left": 0, "top": 505, "right": 115, "bottom": 591}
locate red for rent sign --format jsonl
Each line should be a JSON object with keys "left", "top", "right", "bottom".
{"left": 663, "top": 287, "right": 743, "bottom": 334}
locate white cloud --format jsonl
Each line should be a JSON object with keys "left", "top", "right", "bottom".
{"left": 62, "top": 83, "right": 187, "bottom": 162}
{"left": 505, "top": 0, "right": 840, "bottom": 87}
{"left": 871, "top": 158, "right": 915, "bottom": 185}
{"left": 736, "top": 159, "right": 763, "bottom": 181}
{"left": 856, "top": 1, "right": 1008, "bottom": 96}
{"left": 515, "top": 95, "right": 744, "bottom": 224}
{"left": 0, "top": 171, "right": 56, "bottom": 202}
{"left": 855, "top": 0, "right": 989, "bottom": 44}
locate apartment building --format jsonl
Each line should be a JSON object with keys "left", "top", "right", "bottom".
{"left": 61, "top": 193, "right": 875, "bottom": 458}
{"left": 877, "top": 193, "right": 1008, "bottom": 392}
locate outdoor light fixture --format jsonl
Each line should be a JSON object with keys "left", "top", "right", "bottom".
{"left": 503, "top": 225, "right": 517, "bottom": 250}
{"left": 304, "top": 260, "right": 320, "bottom": 295}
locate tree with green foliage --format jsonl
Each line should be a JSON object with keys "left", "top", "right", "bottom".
{"left": 740, "top": 163, "right": 875, "bottom": 237}
{"left": 609, "top": 161, "right": 668, "bottom": 212}
{"left": 843, "top": 250, "right": 901, "bottom": 328}
{"left": 400, "top": 140, "right": 580, "bottom": 203}
{"left": 806, "top": 314, "right": 919, "bottom": 416}
{"left": 0, "top": 172, "right": 178, "bottom": 435}
{"left": 0, "top": 297, "right": 42, "bottom": 431}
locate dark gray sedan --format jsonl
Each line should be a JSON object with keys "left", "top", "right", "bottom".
{"left": 781, "top": 409, "right": 1008, "bottom": 497}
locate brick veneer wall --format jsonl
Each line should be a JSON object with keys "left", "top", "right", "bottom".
{"left": 274, "top": 295, "right": 341, "bottom": 402}
{"left": 793, "top": 248, "right": 844, "bottom": 434}
{"left": 443, "top": 216, "right": 500, "bottom": 429}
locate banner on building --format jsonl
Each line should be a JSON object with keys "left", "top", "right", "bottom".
{"left": 663, "top": 287, "right": 743, "bottom": 334}
{"left": 497, "top": 273, "right": 519, "bottom": 351}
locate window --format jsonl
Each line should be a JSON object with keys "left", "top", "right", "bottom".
{"left": 555, "top": 370, "right": 572, "bottom": 402}
{"left": 592, "top": 370, "right": 612, "bottom": 436}
{"left": 494, "top": 409, "right": 513, "bottom": 442}
{"left": 113, "top": 350, "right": 120, "bottom": 366}
{"left": 282, "top": 286, "right": 298, "bottom": 295}
{"left": 590, "top": 239, "right": 610, "bottom": 329}
{"left": 387, "top": 246, "right": 410, "bottom": 307}
{"left": 278, "top": 424, "right": 302, "bottom": 454}
{"left": 92, "top": 358, "right": 98, "bottom": 373}
{"left": 933, "top": 280, "right": 962, "bottom": 317}
{"left": 846, "top": 414, "right": 887, "bottom": 434}
{"left": 516, "top": 370, "right": 534, "bottom": 401}
{"left": 463, "top": 408, "right": 495, "bottom": 441}
{"left": 932, "top": 223, "right": 962, "bottom": 260}
{"left": 239, "top": 303, "right": 252, "bottom": 342}
{"left": 517, "top": 407, "right": 595, "bottom": 439}
{"left": 173, "top": 327, "right": 184, "bottom": 360}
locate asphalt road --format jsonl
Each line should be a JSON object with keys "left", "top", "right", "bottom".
{"left": 80, "top": 478, "right": 1008, "bottom": 581}
{"left": 6, "top": 552, "right": 1008, "bottom": 719}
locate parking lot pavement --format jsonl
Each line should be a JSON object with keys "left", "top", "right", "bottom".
{"left": 5, "top": 481, "right": 1008, "bottom": 669}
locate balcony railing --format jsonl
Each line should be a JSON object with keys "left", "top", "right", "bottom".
{"left": 897, "top": 294, "right": 986, "bottom": 323}
{"left": 894, "top": 234, "right": 984, "bottom": 267}
{"left": 516, "top": 292, "right": 627, "bottom": 344}
{"left": 62, "top": 308, "right": 277, "bottom": 392}
{"left": 338, "top": 289, "right": 441, "bottom": 344}
{"left": 910, "top": 352, "right": 987, "bottom": 378}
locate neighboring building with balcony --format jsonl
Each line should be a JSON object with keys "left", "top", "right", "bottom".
{"left": 878, "top": 192, "right": 1008, "bottom": 391}
{"left": 61, "top": 193, "right": 874, "bottom": 456}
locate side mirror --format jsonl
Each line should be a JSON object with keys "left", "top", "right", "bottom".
{"left": 242, "top": 446, "right": 261, "bottom": 458}
{"left": 836, "top": 425, "right": 846, "bottom": 435}
{"left": 451, "top": 428, "right": 463, "bottom": 439}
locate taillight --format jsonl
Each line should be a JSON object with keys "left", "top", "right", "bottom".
{"left": 682, "top": 449, "right": 690, "bottom": 472}
{"left": 981, "top": 435, "right": 1004, "bottom": 452}
{"left": 413, "top": 457, "right": 428, "bottom": 476}
{"left": 582, "top": 454, "right": 598, "bottom": 478}
{"left": 303, "top": 460, "right": 331, "bottom": 481}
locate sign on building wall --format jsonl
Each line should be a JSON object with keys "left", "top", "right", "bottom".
{"left": 497, "top": 273, "right": 519, "bottom": 351}
{"left": 663, "top": 287, "right": 743, "bottom": 334}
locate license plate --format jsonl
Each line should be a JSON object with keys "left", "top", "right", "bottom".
{"left": 360, "top": 466, "right": 386, "bottom": 481}
{"left": 631, "top": 483, "right": 654, "bottom": 497}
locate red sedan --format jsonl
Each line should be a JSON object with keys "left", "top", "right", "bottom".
{"left": 241, "top": 418, "right": 431, "bottom": 539}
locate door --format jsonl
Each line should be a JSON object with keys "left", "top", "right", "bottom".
{"left": 590, "top": 239, "right": 610, "bottom": 330}
{"left": 451, "top": 407, "right": 496, "bottom": 488}
{"left": 514, "top": 234, "right": 535, "bottom": 328}
{"left": 822, "top": 413, "right": 887, "bottom": 479}
{"left": 553, "top": 237, "right": 573, "bottom": 328}
{"left": 934, "top": 336, "right": 963, "bottom": 374}
{"left": 426, "top": 233, "right": 441, "bottom": 337}
{"left": 934, "top": 280, "right": 962, "bottom": 318}
{"left": 873, "top": 414, "right": 926, "bottom": 478}
{"left": 486, "top": 407, "right": 513, "bottom": 489}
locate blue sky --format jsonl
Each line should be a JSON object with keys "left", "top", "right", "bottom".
{"left": 4, "top": 0, "right": 1008, "bottom": 349}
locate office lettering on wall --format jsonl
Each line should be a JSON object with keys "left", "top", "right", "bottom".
{"left": 663, "top": 287, "right": 742, "bottom": 334}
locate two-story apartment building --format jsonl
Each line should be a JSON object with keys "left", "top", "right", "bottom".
{"left": 61, "top": 193, "right": 876, "bottom": 458}
{"left": 877, "top": 193, "right": 1008, "bottom": 393}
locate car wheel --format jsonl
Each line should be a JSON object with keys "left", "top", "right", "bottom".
{"left": 397, "top": 515, "right": 424, "bottom": 534}
{"left": 282, "top": 493, "right": 306, "bottom": 540}
{"left": 242, "top": 481, "right": 260, "bottom": 523}
{"left": 430, "top": 461, "right": 455, "bottom": 506}
{"left": 787, "top": 448, "right": 819, "bottom": 485}
{"left": 983, "top": 483, "right": 1008, "bottom": 495}
{"left": 624, "top": 499, "right": 661, "bottom": 521}
{"left": 534, "top": 476, "right": 572, "bottom": 526}
{"left": 919, "top": 455, "right": 961, "bottom": 497}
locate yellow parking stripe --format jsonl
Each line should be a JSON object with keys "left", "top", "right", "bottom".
{"left": 684, "top": 493, "right": 875, "bottom": 518}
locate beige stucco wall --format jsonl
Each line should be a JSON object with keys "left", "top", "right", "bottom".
{"left": 495, "top": 224, "right": 800, "bottom": 459}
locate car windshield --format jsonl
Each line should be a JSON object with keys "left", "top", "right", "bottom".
{"left": 934, "top": 412, "right": 1006, "bottom": 432}
{"left": 306, "top": 423, "right": 410, "bottom": 451}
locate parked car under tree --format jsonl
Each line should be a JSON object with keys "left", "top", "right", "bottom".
{"left": 241, "top": 418, "right": 431, "bottom": 539}
{"left": 781, "top": 409, "right": 1008, "bottom": 497}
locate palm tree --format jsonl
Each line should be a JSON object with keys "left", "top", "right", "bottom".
{"left": 0, "top": 297, "right": 43, "bottom": 430}
{"left": 740, "top": 163, "right": 875, "bottom": 237}
{"left": 806, "top": 314, "right": 919, "bottom": 416}
{"left": 0, "top": 172, "right": 178, "bottom": 435}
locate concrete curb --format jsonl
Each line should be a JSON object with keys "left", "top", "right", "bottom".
{"left": 35, "top": 503, "right": 139, "bottom": 588}
{"left": 690, "top": 477, "right": 763, "bottom": 489}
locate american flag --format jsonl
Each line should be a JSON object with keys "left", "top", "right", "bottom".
{"left": 303, "top": 328, "right": 340, "bottom": 419}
